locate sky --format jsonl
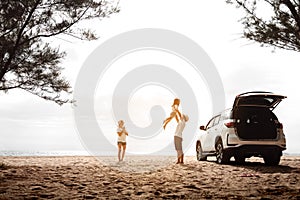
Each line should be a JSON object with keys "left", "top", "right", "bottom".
{"left": 1, "top": 0, "right": 300, "bottom": 155}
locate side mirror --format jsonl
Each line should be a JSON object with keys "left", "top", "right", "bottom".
{"left": 199, "top": 125, "right": 205, "bottom": 130}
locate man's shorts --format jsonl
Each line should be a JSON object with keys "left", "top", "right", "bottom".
{"left": 174, "top": 136, "right": 182, "bottom": 151}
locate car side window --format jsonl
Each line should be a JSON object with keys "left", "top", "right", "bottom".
{"left": 206, "top": 118, "right": 215, "bottom": 130}
{"left": 213, "top": 115, "right": 221, "bottom": 126}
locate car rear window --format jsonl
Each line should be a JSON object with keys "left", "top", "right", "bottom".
{"left": 237, "top": 96, "right": 277, "bottom": 107}
{"left": 220, "top": 109, "right": 232, "bottom": 120}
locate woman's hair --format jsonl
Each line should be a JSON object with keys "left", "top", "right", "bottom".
{"left": 172, "top": 98, "right": 180, "bottom": 106}
{"left": 118, "top": 120, "right": 124, "bottom": 126}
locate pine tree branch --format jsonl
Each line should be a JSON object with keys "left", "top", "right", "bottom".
{"left": 0, "top": 0, "right": 41, "bottom": 82}
{"left": 18, "top": 5, "right": 91, "bottom": 46}
{"left": 281, "top": 0, "right": 300, "bottom": 31}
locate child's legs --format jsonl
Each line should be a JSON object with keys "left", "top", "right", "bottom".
{"left": 169, "top": 111, "right": 176, "bottom": 118}
{"left": 163, "top": 116, "right": 172, "bottom": 124}
{"left": 175, "top": 114, "right": 179, "bottom": 123}
{"left": 163, "top": 112, "right": 177, "bottom": 129}
{"left": 164, "top": 112, "right": 176, "bottom": 122}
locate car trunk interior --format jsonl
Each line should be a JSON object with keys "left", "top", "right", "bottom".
{"left": 233, "top": 106, "right": 278, "bottom": 140}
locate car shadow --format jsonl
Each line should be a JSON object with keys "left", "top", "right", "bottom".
{"left": 232, "top": 161, "right": 299, "bottom": 174}
{"left": 206, "top": 159, "right": 300, "bottom": 174}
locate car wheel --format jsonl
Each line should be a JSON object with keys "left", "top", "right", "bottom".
{"left": 234, "top": 155, "right": 245, "bottom": 164}
{"left": 196, "top": 142, "right": 207, "bottom": 161}
{"left": 215, "top": 140, "right": 229, "bottom": 164}
{"left": 263, "top": 153, "right": 281, "bottom": 166}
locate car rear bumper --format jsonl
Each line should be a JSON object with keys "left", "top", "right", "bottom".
{"left": 224, "top": 145, "right": 284, "bottom": 157}
{"left": 226, "top": 131, "right": 286, "bottom": 150}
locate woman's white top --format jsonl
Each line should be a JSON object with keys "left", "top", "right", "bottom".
{"left": 117, "top": 127, "right": 127, "bottom": 142}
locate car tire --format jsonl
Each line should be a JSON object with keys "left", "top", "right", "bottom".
{"left": 196, "top": 142, "right": 207, "bottom": 161}
{"left": 234, "top": 155, "right": 245, "bottom": 164}
{"left": 263, "top": 153, "right": 281, "bottom": 166}
{"left": 215, "top": 140, "right": 230, "bottom": 164}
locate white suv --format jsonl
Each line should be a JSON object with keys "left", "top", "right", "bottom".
{"left": 196, "top": 92, "right": 286, "bottom": 165}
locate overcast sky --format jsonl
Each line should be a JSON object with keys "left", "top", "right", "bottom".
{"left": 1, "top": 0, "right": 300, "bottom": 154}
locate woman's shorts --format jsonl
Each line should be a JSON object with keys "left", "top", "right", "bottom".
{"left": 117, "top": 141, "right": 126, "bottom": 146}
{"left": 174, "top": 136, "right": 182, "bottom": 151}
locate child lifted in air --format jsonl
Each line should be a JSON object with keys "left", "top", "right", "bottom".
{"left": 163, "top": 98, "right": 182, "bottom": 129}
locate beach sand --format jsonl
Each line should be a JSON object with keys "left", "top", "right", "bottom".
{"left": 0, "top": 155, "right": 299, "bottom": 199}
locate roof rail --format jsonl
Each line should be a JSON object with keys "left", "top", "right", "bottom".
{"left": 238, "top": 91, "right": 273, "bottom": 96}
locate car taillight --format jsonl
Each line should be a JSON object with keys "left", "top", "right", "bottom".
{"left": 224, "top": 122, "right": 235, "bottom": 128}
{"left": 276, "top": 122, "right": 283, "bottom": 129}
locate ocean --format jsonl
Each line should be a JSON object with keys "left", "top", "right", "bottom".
{"left": 0, "top": 150, "right": 91, "bottom": 157}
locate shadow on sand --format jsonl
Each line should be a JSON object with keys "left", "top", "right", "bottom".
{"left": 206, "top": 159, "right": 300, "bottom": 174}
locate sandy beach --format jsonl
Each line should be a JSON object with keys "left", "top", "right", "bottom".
{"left": 0, "top": 155, "right": 299, "bottom": 199}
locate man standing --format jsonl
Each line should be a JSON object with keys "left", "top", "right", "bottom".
{"left": 174, "top": 114, "right": 189, "bottom": 164}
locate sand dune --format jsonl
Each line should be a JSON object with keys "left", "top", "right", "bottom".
{"left": 0, "top": 156, "right": 299, "bottom": 199}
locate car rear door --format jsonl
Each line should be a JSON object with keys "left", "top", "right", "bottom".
{"left": 233, "top": 92, "right": 286, "bottom": 110}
